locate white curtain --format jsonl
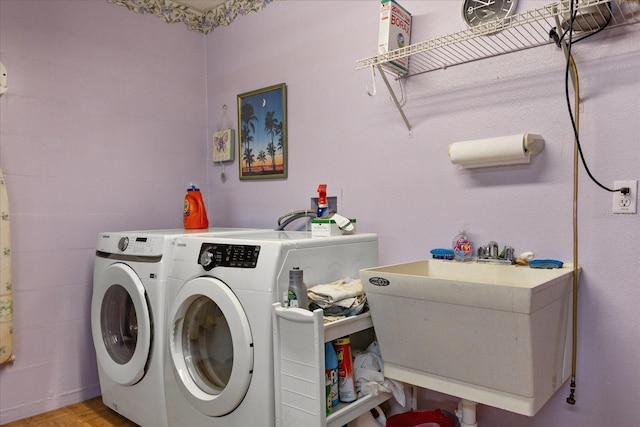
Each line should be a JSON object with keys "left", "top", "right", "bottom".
{"left": 0, "top": 167, "right": 13, "bottom": 364}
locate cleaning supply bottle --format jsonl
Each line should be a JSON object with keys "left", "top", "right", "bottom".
{"left": 325, "top": 375, "right": 332, "bottom": 416}
{"left": 287, "top": 267, "right": 308, "bottom": 309}
{"left": 317, "top": 184, "right": 329, "bottom": 218}
{"left": 183, "top": 183, "right": 209, "bottom": 229}
{"left": 325, "top": 341, "right": 339, "bottom": 411}
{"left": 452, "top": 229, "right": 472, "bottom": 262}
{"left": 334, "top": 337, "right": 357, "bottom": 403}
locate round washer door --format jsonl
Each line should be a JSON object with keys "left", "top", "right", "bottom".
{"left": 91, "top": 262, "right": 152, "bottom": 386}
{"left": 168, "top": 276, "right": 253, "bottom": 417}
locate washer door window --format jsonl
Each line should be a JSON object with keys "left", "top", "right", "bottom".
{"left": 169, "top": 277, "right": 253, "bottom": 417}
{"left": 91, "top": 263, "right": 151, "bottom": 386}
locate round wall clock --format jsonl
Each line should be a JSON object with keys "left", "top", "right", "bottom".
{"left": 462, "top": 0, "right": 518, "bottom": 28}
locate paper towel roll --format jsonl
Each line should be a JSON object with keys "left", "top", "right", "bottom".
{"left": 448, "top": 133, "right": 544, "bottom": 169}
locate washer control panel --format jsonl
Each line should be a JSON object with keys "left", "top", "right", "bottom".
{"left": 198, "top": 243, "right": 260, "bottom": 271}
{"left": 97, "top": 233, "right": 164, "bottom": 259}
{"left": 118, "top": 236, "right": 157, "bottom": 254}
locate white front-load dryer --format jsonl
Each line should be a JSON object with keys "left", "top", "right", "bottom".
{"left": 91, "top": 228, "right": 259, "bottom": 427}
{"left": 164, "top": 230, "right": 379, "bottom": 426}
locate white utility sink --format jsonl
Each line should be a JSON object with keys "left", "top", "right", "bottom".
{"left": 360, "top": 259, "right": 578, "bottom": 417}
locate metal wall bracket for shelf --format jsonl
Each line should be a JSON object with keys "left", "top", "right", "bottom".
{"left": 374, "top": 65, "right": 412, "bottom": 132}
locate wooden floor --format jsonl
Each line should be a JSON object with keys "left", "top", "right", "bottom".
{"left": 2, "top": 397, "right": 138, "bottom": 427}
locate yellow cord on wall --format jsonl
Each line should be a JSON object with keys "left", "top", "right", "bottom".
{"left": 567, "top": 53, "right": 580, "bottom": 406}
{"left": 553, "top": 4, "right": 581, "bottom": 403}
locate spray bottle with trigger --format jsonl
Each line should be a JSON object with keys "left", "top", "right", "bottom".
{"left": 317, "top": 184, "right": 329, "bottom": 218}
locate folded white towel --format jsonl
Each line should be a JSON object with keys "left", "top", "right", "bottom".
{"left": 307, "top": 279, "right": 364, "bottom": 307}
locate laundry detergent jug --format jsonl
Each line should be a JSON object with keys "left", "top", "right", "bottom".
{"left": 183, "top": 183, "right": 209, "bottom": 229}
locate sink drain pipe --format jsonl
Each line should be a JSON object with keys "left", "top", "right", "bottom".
{"left": 455, "top": 399, "right": 478, "bottom": 427}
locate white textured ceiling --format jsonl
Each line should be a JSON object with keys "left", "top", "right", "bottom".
{"left": 173, "top": 0, "right": 227, "bottom": 13}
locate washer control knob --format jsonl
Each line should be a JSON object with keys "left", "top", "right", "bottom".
{"left": 118, "top": 237, "right": 129, "bottom": 252}
{"left": 199, "top": 249, "right": 215, "bottom": 271}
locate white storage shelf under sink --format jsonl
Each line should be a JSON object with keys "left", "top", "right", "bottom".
{"left": 272, "top": 303, "right": 391, "bottom": 427}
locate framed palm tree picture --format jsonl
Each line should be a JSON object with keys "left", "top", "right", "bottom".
{"left": 237, "top": 83, "right": 287, "bottom": 180}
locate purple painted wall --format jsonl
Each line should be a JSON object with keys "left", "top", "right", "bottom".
{"left": 204, "top": 1, "right": 639, "bottom": 426}
{"left": 0, "top": 0, "right": 638, "bottom": 425}
{"left": 0, "top": 0, "right": 207, "bottom": 422}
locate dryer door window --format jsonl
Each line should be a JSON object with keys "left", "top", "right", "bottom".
{"left": 91, "top": 263, "right": 152, "bottom": 386}
{"left": 182, "top": 296, "right": 233, "bottom": 393}
{"left": 169, "top": 276, "right": 253, "bottom": 417}
{"left": 101, "top": 284, "right": 139, "bottom": 365}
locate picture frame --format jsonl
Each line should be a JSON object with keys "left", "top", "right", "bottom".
{"left": 212, "top": 128, "right": 235, "bottom": 163}
{"left": 237, "top": 83, "right": 287, "bottom": 180}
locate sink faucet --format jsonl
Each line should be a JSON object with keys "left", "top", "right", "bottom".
{"left": 477, "top": 242, "right": 515, "bottom": 262}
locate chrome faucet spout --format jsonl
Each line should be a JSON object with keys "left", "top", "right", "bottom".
{"left": 477, "top": 241, "right": 514, "bottom": 262}
{"left": 487, "top": 241, "right": 499, "bottom": 259}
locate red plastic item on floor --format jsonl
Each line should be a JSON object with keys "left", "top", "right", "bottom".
{"left": 386, "top": 409, "right": 455, "bottom": 427}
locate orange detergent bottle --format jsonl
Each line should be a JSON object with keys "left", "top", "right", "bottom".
{"left": 183, "top": 183, "right": 209, "bottom": 229}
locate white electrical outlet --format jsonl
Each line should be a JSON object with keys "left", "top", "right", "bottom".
{"left": 612, "top": 180, "right": 637, "bottom": 214}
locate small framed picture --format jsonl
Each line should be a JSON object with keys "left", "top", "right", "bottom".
{"left": 213, "top": 129, "right": 234, "bottom": 163}
{"left": 237, "top": 83, "right": 287, "bottom": 180}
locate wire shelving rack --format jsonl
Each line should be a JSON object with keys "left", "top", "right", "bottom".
{"left": 356, "top": 0, "right": 640, "bottom": 130}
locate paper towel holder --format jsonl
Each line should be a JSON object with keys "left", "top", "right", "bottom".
{"left": 448, "top": 133, "right": 545, "bottom": 169}
{"left": 522, "top": 133, "right": 545, "bottom": 156}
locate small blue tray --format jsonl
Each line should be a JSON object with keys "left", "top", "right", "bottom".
{"left": 431, "top": 248, "right": 454, "bottom": 260}
{"left": 529, "top": 259, "right": 564, "bottom": 269}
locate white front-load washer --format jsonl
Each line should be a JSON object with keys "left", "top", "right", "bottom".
{"left": 164, "top": 230, "right": 379, "bottom": 426}
{"left": 91, "top": 228, "right": 259, "bottom": 427}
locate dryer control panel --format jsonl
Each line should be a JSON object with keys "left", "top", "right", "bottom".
{"left": 198, "top": 243, "right": 260, "bottom": 271}
{"left": 96, "top": 233, "right": 165, "bottom": 261}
